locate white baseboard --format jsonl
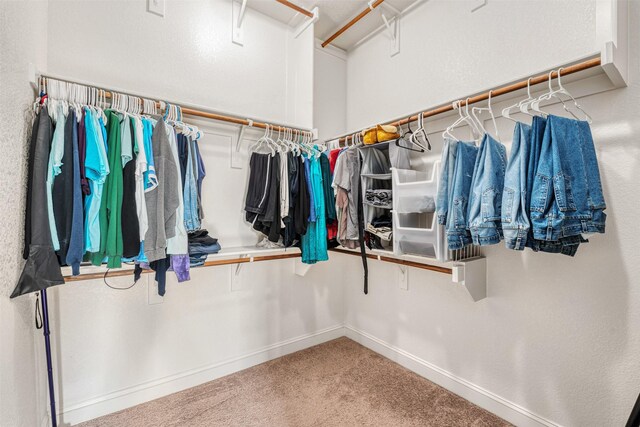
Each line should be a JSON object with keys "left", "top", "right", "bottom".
{"left": 60, "top": 325, "right": 345, "bottom": 426}
{"left": 344, "top": 325, "right": 560, "bottom": 427}
{"left": 60, "top": 325, "right": 559, "bottom": 427}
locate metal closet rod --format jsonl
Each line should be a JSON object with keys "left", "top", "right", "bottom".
{"left": 276, "top": 0, "right": 314, "bottom": 18}
{"left": 40, "top": 75, "right": 312, "bottom": 134}
{"left": 329, "top": 57, "right": 602, "bottom": 144}
{"left": 321, "top": 0, "right": 385, "bottom": 48}
{"left": 63, "top": 253, "right": 302, "bottom": 282}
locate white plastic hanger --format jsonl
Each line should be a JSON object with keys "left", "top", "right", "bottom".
{"left": 410, "top": 112, "right": 431, "bottom": 151}
{"left": 471, "top": 90, "right": 500, "bottom": 141}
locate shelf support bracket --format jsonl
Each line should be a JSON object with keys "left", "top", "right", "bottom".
{"left": 231, "top": 120, "right": 252, "bottom": 169}
{"left": 369, "top": 0, "right": 400, "bottom": 57}
{"left": 452, "top": 257, "right": 487, "bottom": 302}
{"left": 232, "top": 0, "right": 248, "bottom": 46}
{"left": 294, "top": 6, "right": 319, "bottom": 39}
{"left": 294, "top": 259, "right": 312, "bottom": 276}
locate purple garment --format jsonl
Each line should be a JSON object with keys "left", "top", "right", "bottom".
{"left": 170, "top": 255, "right": 191, "bottom": 282}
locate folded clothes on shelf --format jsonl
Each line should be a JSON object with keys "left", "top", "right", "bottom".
{"left": 188, "top": 229, "right": 221, "bottom": 266}
{"left": 366, "top": 224, "right": 392, "bottom": 241}
{"left": 365, "top": 189, "right": 392, "bottom": 207}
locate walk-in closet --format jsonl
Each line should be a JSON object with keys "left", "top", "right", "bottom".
{"left": 1, "top": 0, "right": 638, "bottom": 426}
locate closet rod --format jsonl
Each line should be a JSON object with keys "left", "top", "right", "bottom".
{"left": 276, "top": 0, "right": 314, "bottom": 18}
{"left": 321, "top": 0, "right": 385, "bottom": 48}
{"left": 40, "top": 75, "right": 311, "bottom": 134}
{"left": 63, "top": 253, "right": 301, "bottom": 282}
{"left": 328, "top": 57, "right": 602, "bottom": 143}
{"left": 329, "top": 248, "right": 453, "bottom": 275}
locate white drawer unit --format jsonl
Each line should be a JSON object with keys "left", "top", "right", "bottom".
{"left": 392, "top": 163, "right": 447, "bottom": 261}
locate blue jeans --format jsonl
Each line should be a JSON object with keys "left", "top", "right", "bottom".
{"left": 526, "top": 117, "right": 582, "bottom": 256}
{"left": 502, "top": 123, "right": 531, "bottom": 250}
{"left": 436, "top": 138, "right": 458, "bottom": 225}
{"left": 446, "top": 141, "right": 478, "bottom": 250}
{"left": 183, "top": 136, "right": 201, "bottom": 231}
{"left": 468, "top": 134, "right": 507, "bottom": 246}
{"left": 530, "top": 115, "right": 606, "bottom": 241}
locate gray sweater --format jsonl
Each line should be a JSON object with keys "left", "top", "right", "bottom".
{"left": 144, "top": 120, "right": 180, "bottom": 262}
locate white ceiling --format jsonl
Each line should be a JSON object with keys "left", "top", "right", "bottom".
{"left": 247, "top": 0, "right": 421, "bottom": 51}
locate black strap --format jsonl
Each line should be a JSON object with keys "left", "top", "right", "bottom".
{"left": 357, "top": 170, "right": 369, "bottom": 295}
{"left": 35, "top": 292, "right": 43, "bottom": 330}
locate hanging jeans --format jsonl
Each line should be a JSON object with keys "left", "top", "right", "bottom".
{"left": 467, "top": 134, "right": 507, "bottom": 246}
{"left": 530, "top": 115, "right": 606, "bottom": 242}
{"left": 436, "top": 138, "right": 458, "bottom": 225}
{"left": 446, "top": 141, "right": 478, "bottom": 250}
{"left": 524, "top": 116, "right": 579, "bottom": 256}
{"left": 183, "top": 136, "right": 201, "bottom": 232}
{"left": 502, "top": 123, "right": 531, "bottom": 250}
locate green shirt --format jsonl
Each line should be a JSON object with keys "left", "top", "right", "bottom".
{"left": 91, "top": 110, "right": 123, "bottom": 268}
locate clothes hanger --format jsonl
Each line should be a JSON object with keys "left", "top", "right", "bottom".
{"left": 472, "top": 90, "right": 500, "bottom": 141}
{"left": 393, "top": 121, "right": 424, "bottom": 153}
{"left": 549, "top": 68, "right": 592, "bottom": 122}
{"left": 443, "top": 100, "right": 469, "bottom": 141}
{"left": 410, "top": 112, "right": 432, "bottom": 151}
{"left": 503, "top": 78, "right": 533, "bottom": 122}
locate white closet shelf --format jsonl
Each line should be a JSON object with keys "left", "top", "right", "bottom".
{"left": 62, "top": 246, "right": 301, "bottom": 282}
{"left": 330, "top": 247, "right": 487, "bottom": 302}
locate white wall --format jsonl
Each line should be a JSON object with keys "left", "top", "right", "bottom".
{"left": 346, "top": 0, "right": 598, "bottom": 131}
{"left": 47, "top": 0, "right": 313, "bottom": 129}
{"left": 0, "top": 1, "right": 49, "bottom": 426}
{"left": 343, "top": 1, "right": 640, "bottom": 426}
{"left": 313, "top": 42, "right": 347, "bottom": 140}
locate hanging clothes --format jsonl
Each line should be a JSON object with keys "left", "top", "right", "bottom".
{"left": 52, "top": 110, "right": 76, "bottom": 264}
{"left": 12, "top": 107, "right": 65, "bottom": 298}
{"left": 46, "top": 102, "right": 68, "bottom": 251}
{"left": 144, "top": 120, "right": 180, "bottom": 262}
{"left": 132, "top": 116, "right": 149, "bottom": 242}
{"left": 121, "top": 115, "right": 141, "bottom": 258}
{"left": 66, "top": 109, "right": 84, "bottom": 275}
{"left": 84, "top": 107, "right": 109, "bottom": 254}
{"left": 301, "top": 154, "right": 328, "bottom": 264}
{"left": 90, "top": 110, "right": 124, "bottom": 268}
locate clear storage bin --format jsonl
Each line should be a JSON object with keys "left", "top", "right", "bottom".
{"left": 392, "top": 162, "right": 446, "bottom": 261}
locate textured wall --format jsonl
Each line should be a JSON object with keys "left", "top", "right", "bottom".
{"left": 0, "top": 1, "right": 49, "bottom": 426}
{"left": 343, "top": 1, "right": 640, "bottom": 426}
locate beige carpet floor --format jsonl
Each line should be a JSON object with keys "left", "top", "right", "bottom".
{"left": 78, "top": 337, "right": 510, "bottom": 427}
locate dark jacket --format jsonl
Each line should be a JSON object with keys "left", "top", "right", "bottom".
{"left": 12, "top": 107, "right": 65, "bottom": 298}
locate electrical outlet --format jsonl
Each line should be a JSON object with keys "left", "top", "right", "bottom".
{"left": 147, "top": 0, "right": 165, "bottom": 17}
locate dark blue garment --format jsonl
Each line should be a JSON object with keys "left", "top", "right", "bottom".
{"left": 66, "top": 110, "right": 84, "bottom": 275}
{"left": 177, "top": 133, "right": 188, "bottom": 192}
{"left": 188, "top": 242, "right": 221, "bottom": 255}
{"left": 150, "top": 256, "right": 171, "bottom": 296}
{"left": 194, "top": 139, "right": 206, "bottom": 219}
